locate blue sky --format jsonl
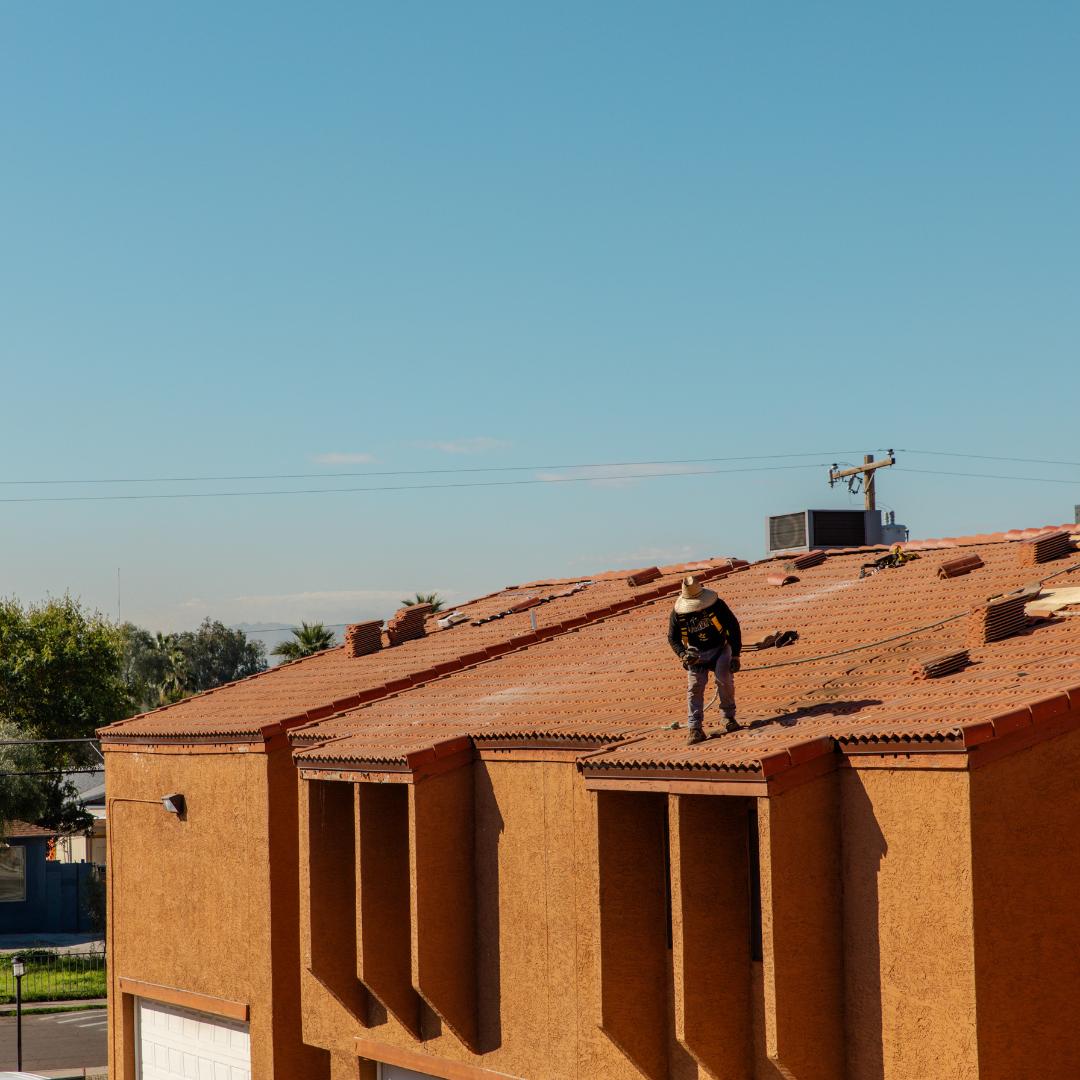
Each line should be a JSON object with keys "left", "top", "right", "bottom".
{"left": 1, "top": 2, "right": 1078, "bottom": 635}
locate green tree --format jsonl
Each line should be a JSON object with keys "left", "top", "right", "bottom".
{"left": 149, "top": 632, "right": 188, "bottom": 706}
{"left": 118, "top": 623, "right": 161, "bottom": 712}
{"left": 400, "top": 592, "right": 444, "bottom": 613}
{"left": 173, "top": 619, "right": 266, "bottom": 694}
{"left": 0, "top": 718, "right": 49, "bottom": 836}
{"left": 119, "top": 619, "right": 266, "bottom": 710}
{"left": 0, "top": 596, "right": 127, "bottom": 834}
{"left": 271, "top": 622, "right": 337, "bottom": 661}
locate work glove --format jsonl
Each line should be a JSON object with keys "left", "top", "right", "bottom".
{"left": 681, "top": 648, "right": 700, "bottom": 670}
{"left": 729, "top": 655, "right": 741, "bottom": 673}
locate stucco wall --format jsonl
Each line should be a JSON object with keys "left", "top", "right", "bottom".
{"left": 970, "top": 717, "right": 1080, "bottom": 1079}
{"left": 841, "top": 766, "right": 979, "bottom": 1080}
{"left": 106, "top": 748, "right": 327, "bottom": 1080}
{"left": 303, "top": 759, "right": 820, "bottom": 1080}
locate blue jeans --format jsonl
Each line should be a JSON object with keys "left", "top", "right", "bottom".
{"left": 686, "top": 644, "right": 735, "bottom": 729}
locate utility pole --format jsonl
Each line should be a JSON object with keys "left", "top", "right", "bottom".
{"left": 829, "top": 450, "right": 896, "bottom": 510}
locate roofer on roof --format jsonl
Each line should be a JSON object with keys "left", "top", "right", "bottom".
{"left": 668, "top": 574, "right": 742, "bottom": 745}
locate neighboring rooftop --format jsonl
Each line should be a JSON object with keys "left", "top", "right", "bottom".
{"left": 3, "top": 821, "right": 55, "bottom": 839}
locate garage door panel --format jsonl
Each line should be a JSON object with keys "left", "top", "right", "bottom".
{"left": 379, "top": 1065, "right": 441, "bottom": 1079}
{"left": 136, "top": 997, "right": 250, "bottom": 1080}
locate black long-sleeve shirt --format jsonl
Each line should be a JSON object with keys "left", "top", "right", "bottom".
{"left": 667, "top": 596, "right": 741, "bottom": 658}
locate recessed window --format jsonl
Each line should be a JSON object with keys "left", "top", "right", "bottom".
{"left": 0, "top": 845, "right": 26, "bottom": 902}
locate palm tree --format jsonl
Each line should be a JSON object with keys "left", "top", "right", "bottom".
{"left": 272, "top": 622, "right": 337, "bottom": 661}
{"left": 149, "top": 632, "right": 187, "bottom": 706}
{"left": 400, "top": 592, "right": 444, "bottom": 613}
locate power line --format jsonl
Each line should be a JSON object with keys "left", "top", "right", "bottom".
{"left": 901, "top": 449, "right": 1080, "bottom": 469}
{"left": 898, "top": 467, "right": 1080, "bottom": 486}
{"left": 0, "top": 462, "right": 828, "bottom": 504}
{"left": 0, "top": 451, "right": 863, "bottom": 487}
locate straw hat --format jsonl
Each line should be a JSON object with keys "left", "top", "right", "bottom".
{"left": 673, "top": 575, "right": 718, "bottom": 614}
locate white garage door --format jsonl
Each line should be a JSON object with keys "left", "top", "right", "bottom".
{"left": 136, "top": 997, "right": 250, "bottom": 1080}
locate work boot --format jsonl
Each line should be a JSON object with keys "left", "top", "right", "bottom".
{"left": 721, "top": 711, "right": 740, "bottom": 734}
{"left": 687, "top": 727, "right": 707, "bottom": 746}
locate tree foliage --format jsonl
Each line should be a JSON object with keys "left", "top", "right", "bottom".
{"left": 401, "top": 592, "right": 444, "bottom": 613}
{"left": 271, "top": 621, "right": 337, "bottom": 661}
{"left": 0, "top": 597, "right": 127, "bottom": 836}
{"left": 174, "top": 619, "right": 266, "bottom": 694}
{"left": 120, "top": 619, "right": 266, "bottom": 711}
{"left": 0, "top": 601, "right": 267, "bottom": 836}
{"left": 0, "top": 596, "right": 130, "bottom": 740}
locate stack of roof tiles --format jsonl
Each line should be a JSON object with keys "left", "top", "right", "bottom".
{"left": 386, "top": 604, "right": 432, "bottom": 646}
{"left": 344, "top": 620, "right": 383, "bottom": 659}
{"left": 1019, "top": 530, "right": 1073, "bottom": 565}
{"left": 789, "top": 549, "right": 826, "bottom": 570}
{"left": 938, "top": 554, "right": 984, "bottom": 579}
{"left": 969, "top": 595, "right": 1028, "bottom": 645}
{"left": 627, "top": 566, "right": 662, "bottom": 586}
{"left": 912, "top": 649, "right": 970, "bottom": 680}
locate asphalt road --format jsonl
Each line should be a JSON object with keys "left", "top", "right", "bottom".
{"left": 0, "top": 1008, "right": 107, "bottom": 1072}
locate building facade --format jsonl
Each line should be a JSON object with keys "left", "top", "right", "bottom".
{"left": 102, "top": 530, "right": 1080, "bottom": 1079}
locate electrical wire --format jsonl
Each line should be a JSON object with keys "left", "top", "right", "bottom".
{"left": 897, "top": 467, "right": 1080, "bottom": 486}
{"left": 0, "top": 451, "right": 863, "bottom": 487}
{"left": 901, "top": 449, "right": 1080, "bottom": 469}
{"left": 0, "top": 462, "right": 828, "bottom": 504}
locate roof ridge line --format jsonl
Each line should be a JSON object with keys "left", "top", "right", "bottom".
{"left": 289, "top": 564, "right": 740, "bottom": 751}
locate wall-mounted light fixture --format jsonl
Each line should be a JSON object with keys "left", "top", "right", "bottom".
{"left": 161, "top": 793, "right": 186, "bottom": 817}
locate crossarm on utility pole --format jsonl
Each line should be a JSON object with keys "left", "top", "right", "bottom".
{"left": 828, "top": 451, "right": 896, "bottom": 511}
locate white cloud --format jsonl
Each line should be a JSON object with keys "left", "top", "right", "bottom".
{"left": 419, "top": 436, "right": 508, "bottom": 455}
{"left": 311, "top": 452, "right": 377, "bottom": 465}
{"left": 534, "top": 463, "right": 706, "bottom": 488}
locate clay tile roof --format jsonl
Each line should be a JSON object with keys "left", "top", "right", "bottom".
{"left": 99, "top": 559, "right": 738, "bottom": 743}
{"left": 100, "top": 523, "right": 1080, "bottom": 775}
{"left": 3, "top": 820, "right": 56, "bottom": 839}
{"left": 294, "top": 524, "right": 1080, "bottom": 780}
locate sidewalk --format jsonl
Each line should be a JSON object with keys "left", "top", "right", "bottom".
{"left": 38, "top": 1070, "right": 107, "bottom": 1079}
{"left": 0, "top": 935, "right": 104, "bottom": 955}
{"left": 0, "top": 998, "right": 106, "bottom": 1016}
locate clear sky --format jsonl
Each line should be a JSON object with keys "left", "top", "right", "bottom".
{"left": 2, "top": 2, "right": 1078, "bottom": 636}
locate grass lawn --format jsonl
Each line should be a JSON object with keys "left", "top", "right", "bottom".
{"left": 0, "top": 949, "right": 106, "bottom": 1003}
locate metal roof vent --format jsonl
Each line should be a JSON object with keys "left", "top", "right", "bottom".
{"left": 766, "top": 509, "right": 883, "bottom": 556}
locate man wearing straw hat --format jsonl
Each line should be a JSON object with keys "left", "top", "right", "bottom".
{"left": 668, "top": 574, "right": 742, "bottom": 744}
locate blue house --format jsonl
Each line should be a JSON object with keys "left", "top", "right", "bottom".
{"left": 0, "top": 821, "right": 99, "bottom": 935}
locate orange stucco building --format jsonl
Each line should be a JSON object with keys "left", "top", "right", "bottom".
{"left": 101, "top": 526, "right": 1080, "bottom": 1079}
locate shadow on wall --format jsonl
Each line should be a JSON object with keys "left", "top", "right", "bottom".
{"left": 843, "top": 780, "right": 888, "bottom": 1080}
{"left": 474, "top": 767, "right": 504, "bottom": 1054}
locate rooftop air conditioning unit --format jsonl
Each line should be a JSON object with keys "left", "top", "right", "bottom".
{"left": 767, "top": 509, "right": 884, "bottom": 556}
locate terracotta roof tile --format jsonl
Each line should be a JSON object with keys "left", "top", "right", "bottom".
{"left": 293, "top": 528, "right": 1080, "bottom": 780}
{"left": 3, "top": 820, "right": 56, "bottom": 838}
{"left": 99, "top": 559, "right": 737, "bottom": 742}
